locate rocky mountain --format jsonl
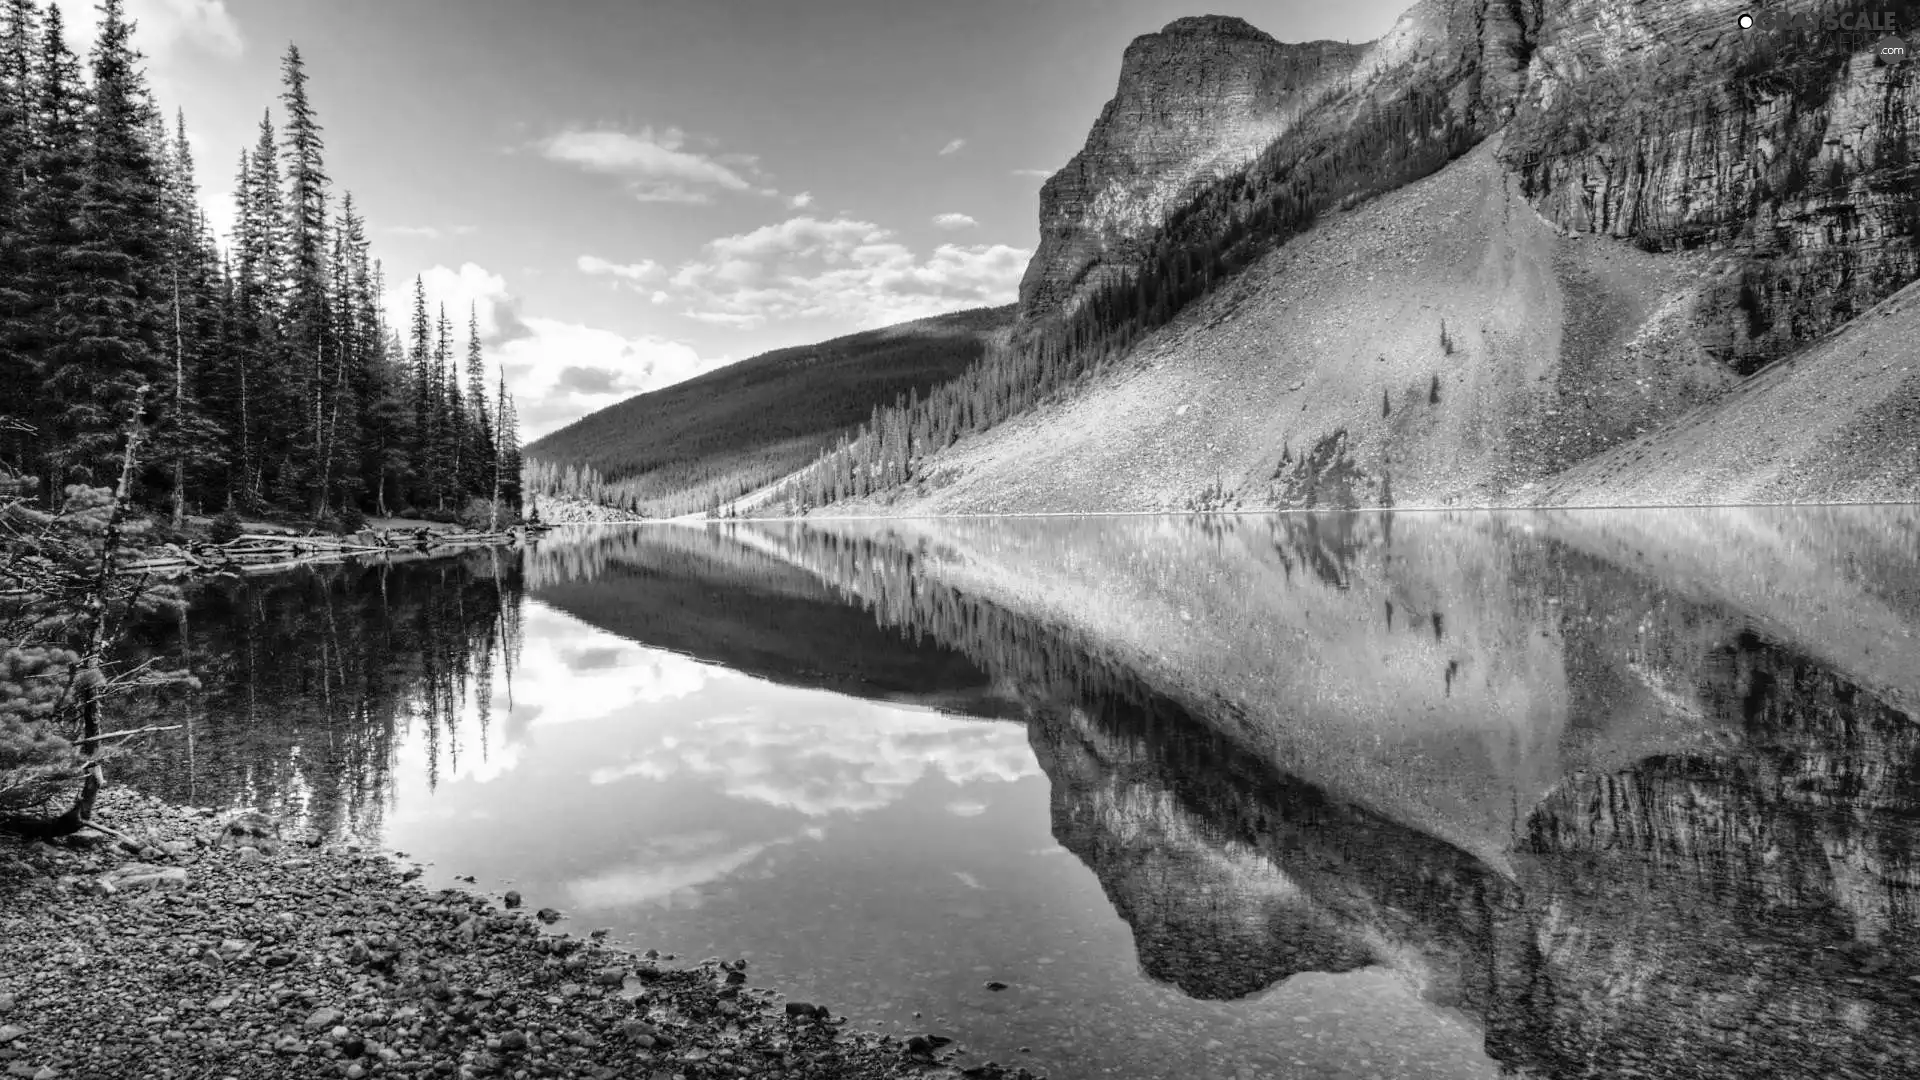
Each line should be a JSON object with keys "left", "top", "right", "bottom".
{"left": 1018, "top": 17, "right": 1363, "bottom": 318}
{"left": 809, "top": 0, "right": 1918, "bottom": 514}
{"left": 1504, "top": 0, "right": 1920, "bottom": 373}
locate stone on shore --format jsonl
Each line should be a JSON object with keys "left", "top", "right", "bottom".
{"left": 0, "top": 786, "right": 1019, "bottom": 1080}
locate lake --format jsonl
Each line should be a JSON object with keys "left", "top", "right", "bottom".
{"left": 118, "top": 508, "right": 1920, "bottom": 1080}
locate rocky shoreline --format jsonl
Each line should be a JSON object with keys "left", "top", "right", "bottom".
{"left": 0, "top": 789, "right": 1035, "bottom": 1080}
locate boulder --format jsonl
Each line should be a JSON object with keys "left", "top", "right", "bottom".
{"left": 97, "top": 863, "right": 188, "bottom": 892}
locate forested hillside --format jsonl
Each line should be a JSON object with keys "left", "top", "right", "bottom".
{"left": 524, "top": 304, "right": 1011, "bottom": 517}
{"left": 763, "top": 0, "right": 1920, "bottom": 515}
{"left": 766, "top": 44, "right": 1486, "bottom": 512}
{"left": 0, "top": 0, "right": 521, "bottom": 527}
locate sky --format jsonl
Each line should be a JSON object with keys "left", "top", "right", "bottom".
{"left": 72, "top": 0, "right": 1412, "bottom": 440}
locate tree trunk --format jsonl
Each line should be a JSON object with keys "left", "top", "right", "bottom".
{"left": 0, "top": 393, "right": 145, "bottom": 839}
{"left": 172, "top": 269, "right": 186, "bottom": 530}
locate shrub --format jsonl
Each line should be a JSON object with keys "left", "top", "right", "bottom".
{"left": 337, "top": 505, "right": 367, "bottom": 534}
{"left": 209, "top": 509, "right": 243, "bottom": 544}
{"left": 1429, "top": 374, "right": 1442, "bottom": 405}
{"left": 458, "top": 497, "right": 502, "bottom": 531}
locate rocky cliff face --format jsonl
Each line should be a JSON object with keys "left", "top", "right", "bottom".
{"left": 1504, "top": 0, "right": 1920, "bottom": 372}
{"left": 1017, "top": 17, "right": 1363, "bottom": 318}
{"left": 1025, "top": 0, "right": 1918, "bottom": 374}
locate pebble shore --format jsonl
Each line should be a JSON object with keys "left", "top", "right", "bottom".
{"left": 0, "top": 788, "right": 1035, "bottom": 1080}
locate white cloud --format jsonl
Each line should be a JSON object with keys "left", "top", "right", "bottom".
{"left": 67, "top": 1, "right": 242, "bottom": 255}
{"left": 668, "top": 214, "right": 1030, "bottom": 330}
{"left": 382, "top": 262, "right": 530, "bottom": 346}
{"left": 65, "top": 0, "right": 243, "bottom": 63}
{"left": 1011, "top": 168, "right": 1053, "bottom": 179}
{"left": 502, "top": 318, "right": 717, "bottom": 441}
{"left": 566, "top": 836, "right": 803, "bottom": 909}
{"left": 538, "top": 126, "right": 767, "bottom": 204}
{"left": 938, "top": 138, "right": 967, "bottom": 156}
{"left": 932, "top": 212, "right": 978, "bottom": 231}
{"left": 382, "top": 262, "right": 719, "bottom": 443}
{"left": 577, "top": 254, "right": 661, "bottom": 283}
{"left": 788, "top": 191, "right": 814, "bottom": 209}
{"left": 586, "top": 702, "right": 1038, "bottom": 819}
{"left": 388, "top": 225, "right": 478, "bottom": 240}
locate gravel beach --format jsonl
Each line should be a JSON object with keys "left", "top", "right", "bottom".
{"left": 0, "top": 788, "right": 1034, "bottom": 1080}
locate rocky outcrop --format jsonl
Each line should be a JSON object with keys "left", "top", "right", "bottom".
{"left": 1017, "top": 17, "right": 1363, "bottom": 318}
{"left": 1504, "top": 0, "right": 1920, "bottom": 372}
{"left": 1024, "top": 0, "right": 1917, "bottom": 370}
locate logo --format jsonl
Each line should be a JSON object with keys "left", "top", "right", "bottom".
{"left": 1742, "top": 7, "right": 1901, "bottom": 34}
{"left": 1738, "top": 8, "right": 1907, "bottom": 63}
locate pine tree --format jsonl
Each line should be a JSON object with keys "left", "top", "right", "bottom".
{"left": 278, "top": 43, "right": 332, "bottom": 513}
{"left": 432, "top": 303, "right": 452, "bottom": 508}
{"left": 44, "top": 0, "right": 166, "bottom": 489}
{"left": 13, "top": 1, "right": 81, "bottom": 503}
{"left": 495, "top": 371, "right": 521, "bottom": 510}
{"left": 151, "top": 106, "right": 222, "bottom": 525}
{"left": 408, "top": 275, "right": 432, "bottom": 509}
{"left": 231, "top": 112, "right": 288, "bottom": 504}
{"left": 0, "top": 0, "right": 39, "bottom": 481}
{"left": 464, "top": 303, "right": 493, "bottom": 497}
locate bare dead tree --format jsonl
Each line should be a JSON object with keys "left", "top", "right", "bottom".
{"left": 1, "top": 388, "right": 191, "bottom": 839}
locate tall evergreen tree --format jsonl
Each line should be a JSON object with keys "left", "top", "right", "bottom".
{"left": 278, "top": 44, "right": 331, "bottom": 511}
{"left": 496, "top": 372, "right": 521, "bottom": 510}
{"left": 464, "top": 303, "right": 493, "bottom": 497}
{"left": 407, "top": 276, "right": 432, "bottom": 507}
{"left": 152, "top": 105, "right": 221, "bottom": 524}
{"left": 0, "top": 13, "right": 518, "bottom": 521}
{"left": 44, "top": 0, "right": 166, "bottom": 488}
{"left": 0, "top": 0, "right": 40, "bottom": 480}
{"left": 432, "top": 303, "right": 452, "bottom": 508}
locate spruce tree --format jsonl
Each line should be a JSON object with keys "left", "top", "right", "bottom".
{"left": 278, "top": 44, "right": 331, "bottom": 512}
{"left": 151, "top": 106, "right": 222, "bottom": 524}
{"left": 44, "top": 0, "right": 166, "bottom": 489}
{"left": 432, "top": 303, "right": 452, "bottom": 508}
{"left": 408, "top": 275, "right": 432, "bottom": 509}
{"left": 495, "top": 371, "right": 521, "bottom": 510}
{"left": 464, "top": 303, "right": 493, "bottom": 497}
{"left": 14, "top": 2, "right": 81, "bottom": 502}
{"left": 0, "top": 0, "right": 38, "bottom": 480}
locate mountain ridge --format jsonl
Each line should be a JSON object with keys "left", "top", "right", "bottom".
{"left": 524, "top": 304, "right": 1012, "bottom": 515}
{"left": 534, "top": 0, "right": 1919, "bottom": 515}
{"left": 775, "top": 0, "right": 1918, "bottom": 514}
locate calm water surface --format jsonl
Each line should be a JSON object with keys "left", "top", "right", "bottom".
{"left": 122, "top": 508, "right": 1920, "bottom": 1080}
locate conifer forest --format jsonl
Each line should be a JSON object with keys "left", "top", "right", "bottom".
{"left": 0, "top": 0, "right": 523, "bottom": 526}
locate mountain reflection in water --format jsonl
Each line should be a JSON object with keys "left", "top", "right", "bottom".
{"left": 124, "top": 508, "right": 1920, "bottom": 1080}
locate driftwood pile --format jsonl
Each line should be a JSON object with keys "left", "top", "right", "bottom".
{"left": 117, "top": 525, "right": 550, "bottom": 578}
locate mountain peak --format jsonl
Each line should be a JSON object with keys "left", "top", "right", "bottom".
{"left": 1154, "top": 14, "right": 1272, "bottom": 40}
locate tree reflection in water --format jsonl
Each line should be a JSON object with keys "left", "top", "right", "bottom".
{"left": 120, "top": 548, "right": 526, "bottom": 842}
{"left": 123, "top": 509, "right": 1920, "bottom": 1080}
